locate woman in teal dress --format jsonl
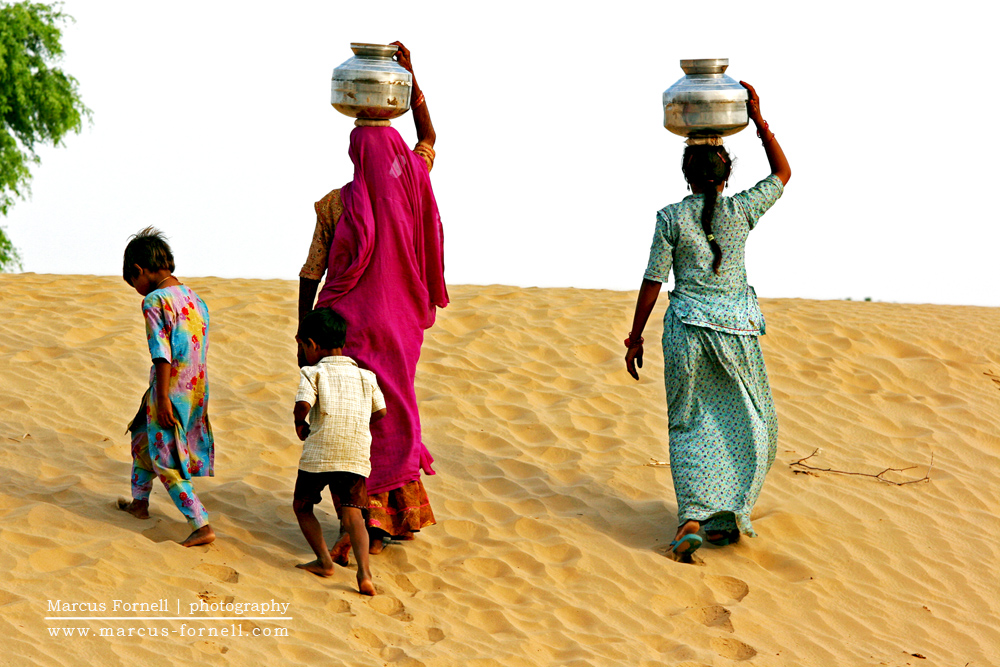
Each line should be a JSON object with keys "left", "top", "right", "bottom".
{"left": 625, "top": 82, "right": 791, "bottom": 559}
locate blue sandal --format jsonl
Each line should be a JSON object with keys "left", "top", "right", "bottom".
{"left": 668, "top": 534, "right": 703, "bottom": 558}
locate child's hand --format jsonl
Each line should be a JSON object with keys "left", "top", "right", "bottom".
{"left": 295, "top": 422, "right": 310, "bottom": 441}
{"left": 156, "top": 398, "right": 178, "bottom": 429}
{"left": 152, "top": 360, "right": 178, "bottom": 427}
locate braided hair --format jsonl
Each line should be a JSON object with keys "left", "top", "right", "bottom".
{"left": 682, "top": 145, "right": 733, "bottom": 274}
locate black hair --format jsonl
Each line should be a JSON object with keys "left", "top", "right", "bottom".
{"left": 123, "top": 226, "right": 175, "bottom": 283}
{"left": 682, "top": 145, "right": 733, "bottom": 274}
{"left": 298, "top": 308, "right": 347, "bottom": 350}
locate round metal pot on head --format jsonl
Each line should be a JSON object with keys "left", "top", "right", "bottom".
{"left": 662, "top": 58, "right": 748, "bottom": 138}
{"left": 331, "top": 43, "right": 413, "bottom": 120}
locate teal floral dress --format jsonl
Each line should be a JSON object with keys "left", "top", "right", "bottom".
{"left": 644, "top": 174, "right": 783, "bottom": 536}
{"left": 128, "top": 284, "right": 213, "bottom": 528}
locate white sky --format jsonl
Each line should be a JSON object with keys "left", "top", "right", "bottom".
{"left": 5, "top": 1, "right": 998, "bottom": 306}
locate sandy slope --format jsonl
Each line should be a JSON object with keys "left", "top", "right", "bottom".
{"left": 1, "top": 273, "right": 998, "bottom": 667}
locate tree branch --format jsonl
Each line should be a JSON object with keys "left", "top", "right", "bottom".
{"left": 789, "top": 449, "right": 933, "bottom": 486}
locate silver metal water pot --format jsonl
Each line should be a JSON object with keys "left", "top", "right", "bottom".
{"left": 331, "top": 43, "right": 413, "bottom": 120}
{"left": 662, "top": 59, "right": 748, "bottom": 138}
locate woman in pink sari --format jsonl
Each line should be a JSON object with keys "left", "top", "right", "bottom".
{"left": 298, "top": 43, "right": 447, "bottom": 556}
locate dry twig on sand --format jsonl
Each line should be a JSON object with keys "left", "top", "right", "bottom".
{"left": 789, "top": 449, "right": 933, "bottom": 486}
{"left": 644, "top": 458, "right": 670, "bottom": 467}
{"left": 984, "top": 369, "right": 1000, "bottom": 390}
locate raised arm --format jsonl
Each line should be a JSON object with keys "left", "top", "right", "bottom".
{"left": 740, "top": 81, "right": 790, "bottom": 185}
{"left": 391, "top": 41, "right": 436, "bottom": 148}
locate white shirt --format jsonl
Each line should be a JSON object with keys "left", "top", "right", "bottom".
{"left": 295, "top": 356, "right": 385, "bottom": 476}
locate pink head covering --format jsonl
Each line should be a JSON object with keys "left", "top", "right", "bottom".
{"left": 314, "top": 125, "right": 446, "bottom": 494}
{"left": 317, "top": 125, "right": 448, "bottom": 327}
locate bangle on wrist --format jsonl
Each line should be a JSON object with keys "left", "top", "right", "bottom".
{"left": 624, "top": 332, "right": 644, "bottom": 349}
{"left": 412, "top": 91, "right": 426, "bottom": 108}
{"left": 755, "top": 119, "right": 770, "bottom": 139}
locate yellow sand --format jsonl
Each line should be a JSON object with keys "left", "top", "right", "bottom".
{"left": 1, "top": 273, "right": 998, "bottom": 666}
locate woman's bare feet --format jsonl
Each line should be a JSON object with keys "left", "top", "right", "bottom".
{"left": 297, "top": 558, "right": 335, "bottom": 577}
{"left": 181, "top": 525, "right": 215, "bottom": 547}
{"left": 116, "top": 497, "right": 150, "bottom": 519}
{"left": 329, "top": 532, "right": 351, "bottom": 566}
{"left": 358, "top": 573, "right": 376, "bottom": 596}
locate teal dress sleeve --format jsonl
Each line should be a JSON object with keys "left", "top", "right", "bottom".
{"left": 643, "top": 207, "right": 676, "bottom": 282}
{"left": 731, "top": 174, "right": 784, "bottom": 230}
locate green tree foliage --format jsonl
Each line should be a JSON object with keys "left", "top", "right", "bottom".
{"left": 0, "top": 1, "right": 89, "bottom": 271}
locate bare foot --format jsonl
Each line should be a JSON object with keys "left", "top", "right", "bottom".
{"left": 706, "top": 529, "right": 740, "bottom": 546}
{"left": 672, "top": 519, "right": 700, "bottom": 545}
{"left": 181, "top": 525, "right": 215, "bottom": 547}
{"left": 329, "top": 532, "right": 351, "bottom": 566}
{"left": 116, "top": 497, "right": 150, "bottom": 520}
{"left": 369, "top": 538, "right": 385, "bottom": 555}
{"left": 358, "top": 574, "right": 376, "bottom": 596}
{"left": 394, "top": 530, "right": 415, "bottom": 541}
{"left": 296, "top": 558, "right": 335, "bottom": 577}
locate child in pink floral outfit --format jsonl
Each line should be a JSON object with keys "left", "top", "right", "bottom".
{"left": 118, "top": 227, "right": 215, "bottom": 547}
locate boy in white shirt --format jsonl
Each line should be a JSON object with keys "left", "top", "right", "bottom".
{"left": 293, "top": 308, "right": 386, "bottom": 596}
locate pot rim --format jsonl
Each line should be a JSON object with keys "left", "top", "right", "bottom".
{"left": 351, "top": 43, "right": 399, "bottom": 59}
{"left": 680, "top": 58, "right": 729, "bottom": 75}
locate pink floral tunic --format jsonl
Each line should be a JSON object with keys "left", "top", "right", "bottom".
{"left": 140, "top": 284, "right": 214, "bottom": 478}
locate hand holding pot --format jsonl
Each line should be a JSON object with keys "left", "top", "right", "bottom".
{"left": 390, "top": 41, "right": 414, "bottom": 74}
{"left": 739, "top": 81, "right": 762, "bottom": 123}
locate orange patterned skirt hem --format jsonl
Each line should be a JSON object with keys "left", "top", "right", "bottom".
{"left": 366, "top": 478, "right": 435, "bottom": 539}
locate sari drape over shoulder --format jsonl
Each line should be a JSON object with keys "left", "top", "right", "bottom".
{"left": 315, "top": 126, "right": 447, "bottom": 495}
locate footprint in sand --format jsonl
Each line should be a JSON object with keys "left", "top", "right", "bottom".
{"left": 711, "top": 637, "right": 757, "bottom": 661}
{"left": 654, "top": 544, "right": 705, "bottom": 566}
{"left": 0, "top": 589, "right": 23, "bottom": 607}
{"left": 28, "top": 548, "right": 91, "bottom": 573}
{"left": 404, "top": 623, "right": 446, "bottom": 647}
{"left": 328, "top": 599, "right": 352, "bottom": 614}
{"left": 686, "top": 605, "right": 733, "bottom": 632}
{"left": 139, "top": 522, "right": 174, "bottom": 544}
{"left": 195, "top": 563, "right": 239, "bottom": 583}
{"left": 393, "top": 574, "right": 418, "bottom": 597}
{"left": 704, "top": 574, "right": 750, "bottom": 602}
{"left": 351, "top": 626, "right": 385, "bottom": 650}
{"left": 367, "top": 595, "right": 413, "bottom": 622}
{"left": 751, "top": 550, "right": 814, "bottom": 583}
{"left": 193, "top": 641, "right": 229, "bottom": 655}
{"left": 197, "top": 590, "right": 234, "bottom": 605}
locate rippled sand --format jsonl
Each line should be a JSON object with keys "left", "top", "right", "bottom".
{"left": 1, "top": 273, "right": 998, "bottom": 666}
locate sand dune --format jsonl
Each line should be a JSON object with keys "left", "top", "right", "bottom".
{"left": 1, "top": 273, "right": 999, "bottom": 666}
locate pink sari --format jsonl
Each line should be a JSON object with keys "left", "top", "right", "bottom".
{"left": 315, "top": 126, "right": 447, "bottom": 495}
